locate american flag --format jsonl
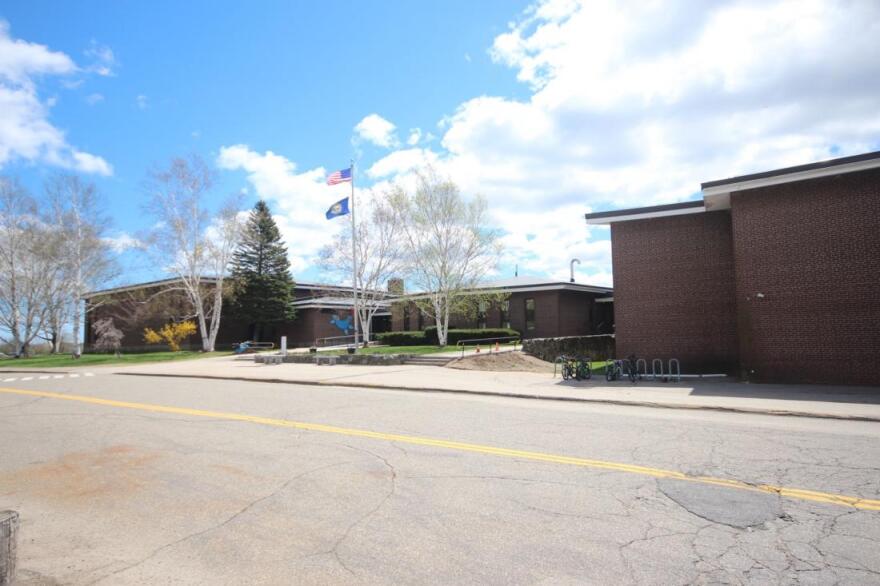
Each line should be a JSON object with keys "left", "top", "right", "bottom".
{"left": 326, "top": 167, "right": 352, "bottom": 185}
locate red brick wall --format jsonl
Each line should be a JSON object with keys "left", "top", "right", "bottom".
{"left": 730, "top": 169, "right": 880, "bottom": 384}
{"left": 611, "top": 212, "right": 740, "bottom": 373}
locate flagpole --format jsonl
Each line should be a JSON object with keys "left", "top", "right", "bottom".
{"left": 350, "top": 160, "right": 359, "bottom": 348}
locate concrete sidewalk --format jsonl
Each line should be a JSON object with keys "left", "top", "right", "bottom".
{"left": 95, "top": 354, "right": 880, "bottom": 422}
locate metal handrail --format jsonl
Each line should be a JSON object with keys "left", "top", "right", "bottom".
{"left": 314, "top": 334, "right": 363, "bottom": 348}
{"left": 231, "top": 341, "right": 275, "bottom": 354}
{"left": 455, "top": 335, "right": 520, "bottom": 358}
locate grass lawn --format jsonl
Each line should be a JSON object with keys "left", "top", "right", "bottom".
{"left": 0, "top": 350, "right": 230, "bottom": 369}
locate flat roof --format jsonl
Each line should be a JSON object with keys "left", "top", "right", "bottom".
{"left": 701, "top": 150, "right": 880, "bottom": 190}
{"left": 399, "top": 276, "right": 612, "bottom": 300}
{"left": 585, "top": 200, "right": 704, "bottom": 224}
{"left": 585, "top": 150, "right": 880, "bottom": 224}
{"left": 84, "top": 278, "right": 394, "bottom": 299}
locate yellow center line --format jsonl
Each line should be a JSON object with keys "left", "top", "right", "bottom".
{"left": 2, "top": 386, "right": 878, "bottom": 511}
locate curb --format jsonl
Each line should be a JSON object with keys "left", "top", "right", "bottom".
{"left": 114, "top": 372, "right": 880, "bottom": 423}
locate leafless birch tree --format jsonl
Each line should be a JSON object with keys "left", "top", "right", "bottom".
{"left": 0, "top": 178, "right": 61, "bottom": 356}
{"left": 143, "top": 155, "right": 242, "bottom": 352}
{"left": 43, "top": 174, "right": 117, "bottom": 355}
{"left": 389, "top": 168, "right": 501, "bottom": 346}
{"left": 320, "top": 191, "right": 405, "bottom": 344}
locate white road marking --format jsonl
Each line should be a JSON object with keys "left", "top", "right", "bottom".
{"left": 84, "top": 373, "right": 95, "bottom": 377}
{"left": 3, "top": 378, "right": 15, "bottom": 382}
{"left": 54, "top": 375, "right": 64, "bottom": 379}
{"left": 21, "top": 377, "right": 33, "bottom": 381}
{"left": 38, "top": 375, "right": 49, "bottom": 380}
{"left": 69, "top": 374, "right": 79, "bottom": 378}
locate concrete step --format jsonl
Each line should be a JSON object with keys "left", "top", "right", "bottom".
{"left": 403, "top": 356, "right": 454, "bottom": 366}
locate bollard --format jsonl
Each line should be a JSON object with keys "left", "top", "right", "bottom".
{"left": 0, "top": 510, "right": 18, "bottom": 586}
{"left": 475, "top": 345, "right": 481, "bottom": 353}
{"left": 495, "top": 341, "right": 500, "bottom": 352}
{"left": 280, "top": 336, "right": 288, "bottom": 357}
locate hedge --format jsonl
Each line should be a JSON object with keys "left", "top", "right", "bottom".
{"left": 424, "top": 327, "right": 520, "bottom": 346}
{"left": 375, "top": 328, "right": 521, "bottom": 347}
{"left": 375, "top": 331, "right": 427, "bottom": 346}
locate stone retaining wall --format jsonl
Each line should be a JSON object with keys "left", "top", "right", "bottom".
{"left": 522, "top": 334, "right": 616, "bottom": 362}
{"left": 254, "top": 353, "right": 412, "bottom": 365}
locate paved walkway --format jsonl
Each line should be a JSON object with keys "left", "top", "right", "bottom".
{"left": 88, "top": 353, "right": 880, "bottom": 422}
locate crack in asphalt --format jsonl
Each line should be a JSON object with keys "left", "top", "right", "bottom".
{"left": 85, "top": 460, "right": 350, "bottom": 585}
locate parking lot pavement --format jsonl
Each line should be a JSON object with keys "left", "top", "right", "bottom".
{"left": 1, "top": 374, "right": 879, "bottom": 584}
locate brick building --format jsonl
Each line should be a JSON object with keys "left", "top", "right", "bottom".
{"left": 390, "top": 277, "right": 614, "bottom": 339}
{"left": 586, "top": 151, "right": 880, "bottom": 385}
{"left": 83, "top": 279, "right": 391, "bottom": 350}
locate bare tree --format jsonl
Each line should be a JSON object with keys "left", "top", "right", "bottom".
{"left": 43, "top": 174, "right": 117, "bottom": 355}
{"left": 0, "top": 178, "right": 61, "bottom": 356}
{"left": 320, "top": 191, "right": 405, "bottom": 344}
{"left": 143, "top": 155, "right": 242, "bottom": 352}
{"left": 389, "top": 168, "right": 501, "bottom": 346}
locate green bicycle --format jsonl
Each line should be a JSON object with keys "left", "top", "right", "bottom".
{"left": 560, "top": 355, "right": 591, "bottom": 381}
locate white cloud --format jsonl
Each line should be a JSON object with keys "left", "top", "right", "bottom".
{"left": 84, "top": 40, "right": 116, "bottom": 77}
{"left": 103, "top": 233, "right": 141, "bottom": 253}
{"left": 406, "top": 128, "right": 422, "bottom": 146}
{"left": 360, "top": 0, "right": 880, "bottom": 284}
{"left": 85, "top": 92, "right": 103, "bottom": 105}
{"left": 367, "top": 148, "right": 439, "bottom": 179}
{"left": 217, "top": 145, "right": 355, "bottom": 274}
{"left": 0, "top": 20, "right": 112, "bottom": 175}
{"left": 135, "top": 94, "right": 148, "bottom": 110}
{"left": 354, "top": 113, "right": 398, "bottom": 148}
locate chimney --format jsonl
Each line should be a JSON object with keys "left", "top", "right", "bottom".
{"left": 387, "top": 278, "right": 404, "bottom": 295}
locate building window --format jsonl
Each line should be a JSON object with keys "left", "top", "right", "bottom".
{"left": 477, "top": 301, "right": 487, "bottom": 329}
{"left": 525, "top": 298, "right": 535, "bottom": 330}
{"left": 500, "top": 300, "right": 510, "bottom": 329}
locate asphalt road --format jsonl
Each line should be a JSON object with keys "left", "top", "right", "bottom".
{"left": 1, "top": 373, "right": 879, "bottom": 585}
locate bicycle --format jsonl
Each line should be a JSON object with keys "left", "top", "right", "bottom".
{"left": 605, "top": 355, "right": 639, "bottom": 383}
{"left": 560, "top": 355, "right": 591, "bottom": 381}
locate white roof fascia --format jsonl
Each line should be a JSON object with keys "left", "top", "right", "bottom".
{"left": 701, "top": 156, "right": 880, "bottom": 209}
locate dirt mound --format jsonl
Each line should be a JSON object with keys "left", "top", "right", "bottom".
{"left": 446, "top": 351, "right": 554, "bottom": 373}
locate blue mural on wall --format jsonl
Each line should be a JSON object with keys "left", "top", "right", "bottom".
{"left": 330, "top": 313, "right": 353, "bottom": 335}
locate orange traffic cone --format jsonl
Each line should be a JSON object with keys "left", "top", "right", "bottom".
{"left": 476, "top": 345, "right": 481, "bottom": 353}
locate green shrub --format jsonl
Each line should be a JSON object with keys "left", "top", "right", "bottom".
{"left": 424, "top": 327, "right": 520, "bottom": 346}
{"left": 375, "top": 331, "right": 427, "bottom": 346}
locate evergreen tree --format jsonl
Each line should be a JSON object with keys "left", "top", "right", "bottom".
{"left": 228, "top": 201, "right": 296, "bottom": 341}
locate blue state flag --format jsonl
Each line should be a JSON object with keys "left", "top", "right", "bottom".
{"left": 326, "top": 197, "right": 350, "bottom": 220}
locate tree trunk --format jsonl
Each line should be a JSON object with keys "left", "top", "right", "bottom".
{"left": 206, "top": 286, "right": 223, "bottom": 352}
{"left": 72, "top": 298, "right": 82, "bottom": 357}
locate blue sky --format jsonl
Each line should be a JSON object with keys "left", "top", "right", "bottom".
{"left": 2, "top": 1, "right": 879, "bottom": 288}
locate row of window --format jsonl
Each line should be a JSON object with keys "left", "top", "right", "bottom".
{"left": 405, "top": 299, "right": 536, "bottom": 331}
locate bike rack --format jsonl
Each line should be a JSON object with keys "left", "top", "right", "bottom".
{"left": 668, "top": 358, "right": 681, "bottom": 382}
{"left": 553, "top": 355, "right": 566, "bottom": 378}
{"left": 651, "top": 358, "right": 664, "bottom": 381}
{"left": 636, "top": 358, "right": 647, "bottom": 381}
